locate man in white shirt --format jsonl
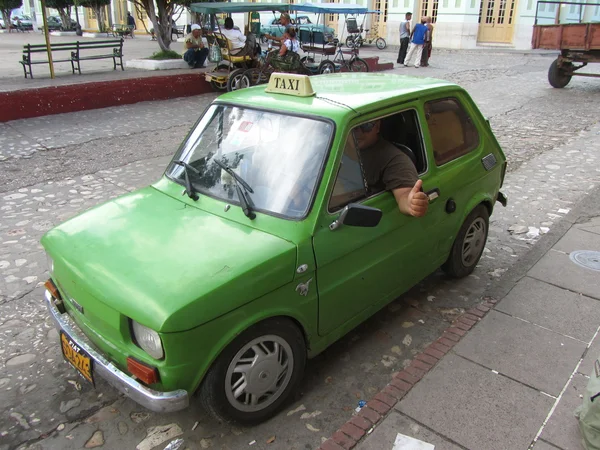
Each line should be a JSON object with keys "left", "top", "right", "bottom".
{"left": 221, "top": 17, "right": 257, "bottom": 57}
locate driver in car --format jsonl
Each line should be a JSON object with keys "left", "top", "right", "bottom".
{"left": 354, "top": 120, "right": 429, "bottom": 218}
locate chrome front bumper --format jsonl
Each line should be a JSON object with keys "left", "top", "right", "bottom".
{"left": 45, "top": 290, "right": 189, "bottom": 413}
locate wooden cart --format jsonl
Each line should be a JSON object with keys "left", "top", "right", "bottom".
{"left": 531, "top": 1, "right": 600, "bottom": 87}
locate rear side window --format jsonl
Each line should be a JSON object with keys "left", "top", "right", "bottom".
{"left": 425, "top": 98, "right": 479, "bottom": 166}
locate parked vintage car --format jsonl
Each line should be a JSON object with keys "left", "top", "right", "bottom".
{"left": 42, "top": 73, "right": 507, "bottom": 425}
{"left": 11, "top": 15, "right": 34, "bottom": 30}
{"left": 44, "top": 15, "right": 77, "bottom": 31}
{"left": 260, "top": 14, "right": 335, "bottom": 42}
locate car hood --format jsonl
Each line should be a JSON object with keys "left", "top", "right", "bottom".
{"left": 42, "top": 187, "right": 297, "bottom": 332}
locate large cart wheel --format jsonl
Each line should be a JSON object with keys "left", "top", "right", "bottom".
{"left": 227, "top": 68, "right": 251, "bottom": 92}
{"left": 210, "top": 80, "right": 228, "bottom": 91}
{"left": 548, "top": 58, "right": 572, "bottom": 88}
{"left": 197, "top": 318, "right": 306, "bottom": 425}
{"left": 350, "top": 57, "right": 369, "bottom": 72}
{"left": 318, "top": 60, "right": 336, "bottom": 74}
{"left": 375, "top": 37, "right": 386, "bottom": 50}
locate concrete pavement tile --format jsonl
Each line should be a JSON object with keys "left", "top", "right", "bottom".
{"left": 528, "top": 249, "right": 600, "bottom": 301}
{"left": 453, "top": 310, "right": 586, "bottom": 395}
{"left": 396, "top": 353, "right": 554, "bottom": 450}
{"left": 541, "top": 373, "right": 588, "bottom": 450}
{"left": 495, "top": 276, "right": 600, "bottom": 342}
{"left": 533, "top": 439, "right": 565, "bottom": 449}
{"left": 576, "top": 217, "right": 600, "bottom": 236}
{"left": 553, "top": 228, "right": 600, "bottom": 253}
{"left": 355, "top": 410, "right": 462, "bottom": 450}
{"left": 578, "top": 333, "right": 600, "bottom": 377}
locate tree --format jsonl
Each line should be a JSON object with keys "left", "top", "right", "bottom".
{"left": 129, "top": 0, "right": 179, "bottom": 51}
{"left": 46, "top": 0, "right": 74, "bottom": 30}
{"left": 0, "top": 0, "right": 22, "bottom": 33}
{"left": 80, "top": 0, "right": 110, "bottom": 31}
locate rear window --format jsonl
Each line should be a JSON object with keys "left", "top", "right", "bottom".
{"left": 425, "top": 98, "right": 479, "bottom": 166}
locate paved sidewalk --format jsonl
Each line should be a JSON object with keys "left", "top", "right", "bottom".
{"left": 320, "top": 186, "right": 600, "bottom": 450}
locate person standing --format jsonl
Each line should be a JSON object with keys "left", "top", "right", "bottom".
{"left": 403, "top": 17, "right": 428, "bottom": 68}
{"left": 183, "top": 24, "right": 209, "bottom": 69}
{"left": 397, "top": 12, "right": 412, "bottom": 65}
{"left": 420, "top": 16, "right": 434, "bottom": 67}
{"left": 127, "top": 12, "right": 136, "bottom": 38}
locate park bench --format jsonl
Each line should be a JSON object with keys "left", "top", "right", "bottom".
{"left": 172, "top": 25, "right": 186, "bottom": 38}
{"left": 20, "top": 39, "right": 124, "bottom": 79}
{"left": 111, "top": 24, "right": 134, "bottom": 38}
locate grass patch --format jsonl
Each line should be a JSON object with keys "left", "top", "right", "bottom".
{"left": 148, "top": 50, "right": 182, "bottom": 60}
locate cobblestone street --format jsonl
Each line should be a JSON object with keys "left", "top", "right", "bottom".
{"left": 1, "top": 50, "right": 600, "bottom": 450}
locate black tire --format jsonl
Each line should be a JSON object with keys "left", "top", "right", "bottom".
{"left": 197, "top": 318, "right": 306, "bottom": 425}
{"left": 345, "top": 36, "right": 355, "bottom": 48}
{"left": 227, "top": 68, "right": 251, "bottom": 92}
{"left": 375, "top": 37, "right": 386, "bottom": 50}
{"left": 300, "top": 56, "right": 315, "bottom": 64}
{"left": 548, "top": 58, "right": 572, "bottom": 88}
{"left": 318, "top": 60, "right": 336, "bottom": 74}
{"left": 350, "top": 57, "right": 369, "bottom": 72}
{"left": 210, "top": 80, "right": 227, "bottom": 91}
{"left": 442, "top": 205, "right": 489, "bottom": 278}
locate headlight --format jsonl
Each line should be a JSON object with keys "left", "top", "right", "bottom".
{"left": 131, "top": 321, "right": 164, "bottom": 360}
{"left": 46, "top": 254, "right": 54, "bottom": 274}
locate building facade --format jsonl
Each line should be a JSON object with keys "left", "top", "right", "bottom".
{"left": 17, "top": 0, "right": 600, "bottom": 49}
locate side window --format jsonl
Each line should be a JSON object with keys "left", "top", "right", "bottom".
{"left": 328, "top": 110, "right": 426, "bottom": 212}
{"left": 328, "top": 134, "right": 367, "bottom": 212}
{"left": 424, "top": 98, "right": 479, "bottom": 166}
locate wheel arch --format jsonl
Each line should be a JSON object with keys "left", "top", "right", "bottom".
{"left": 189, "top": 310, "right": 312, "bottom": 396}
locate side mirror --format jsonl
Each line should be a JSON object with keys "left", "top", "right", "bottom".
{"left": 329, "top": 203, "right": 382, "bottom": 231}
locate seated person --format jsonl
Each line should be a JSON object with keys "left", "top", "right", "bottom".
{"left": 183, "top": 24, "right": 209, "bottom": 69}
{"left": 355, "top": 120, "right": 428, "bottom": 217}
{"left": 263, "top": 13, "right": 293, "bottom": 47}
{"left": 269, "top": 28, "right": 301, "bottom": 71}
{"left": 221, "top": 17, "right": 257, "bottom": 57}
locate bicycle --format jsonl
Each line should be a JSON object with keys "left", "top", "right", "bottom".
{"left": 317, "top": 41, "right": 369, "bottom": 74}
{"left": 345, "top": 26, "right": 386, "bottom": 50}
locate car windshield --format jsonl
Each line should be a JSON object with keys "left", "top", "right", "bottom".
{"left": 167, "top": 105, "right": 333, "bottom": 219}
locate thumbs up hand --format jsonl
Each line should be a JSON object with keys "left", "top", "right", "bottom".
{"left": 407, "top": 179, "right": 429, "bottom": 217}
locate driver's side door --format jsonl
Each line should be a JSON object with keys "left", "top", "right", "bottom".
{"left": 313, "top": 110, "right": 442, "bottom": 337}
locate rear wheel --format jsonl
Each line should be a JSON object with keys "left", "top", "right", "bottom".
{"left": 345, "top": 36, "right": 355, "bottom": 48}
{"left": 548, "top": 58, "right": 572, "bottom": 88}
{"left": 210, "top": 79, "right": 227, "bottom": 91}
{"left": 442, "top": 205, "right": 489, "bottom": 278}
{"left": 350, "top": 57, "right": 369, "bottom": 72}
{"left": 243, "top": 68, "right": 269, "bottom": 86}
{"left": 375, "top": 37, "right": 386, "bottom": 50}
{"left": 318, "top": 60, "right": 336, "bottom": 74}
{"left": 198, "top": 318, "right": 306, "bottom": 425}
{"left": 227, "top": 68, "right": 251, "bottom": 92}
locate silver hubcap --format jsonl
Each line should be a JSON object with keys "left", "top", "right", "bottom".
{"left": 461, "top": 217, "right": 487, "bottom": 266}
{"left": 225, "top": 335, "right": 293, "bottom": 412}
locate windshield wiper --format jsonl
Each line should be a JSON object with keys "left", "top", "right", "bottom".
{"left": 173, "top": 160, "right": 199, "bottom": 201}
{"left": 212, "top": 158, "right": 256, "bottom": 220}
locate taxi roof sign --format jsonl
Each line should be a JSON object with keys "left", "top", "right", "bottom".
{"left": 265, "top": 73, "right": 315, "bottom": 97}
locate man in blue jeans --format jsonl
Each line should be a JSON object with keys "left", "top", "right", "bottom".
{"left": 183, "top": 24, "right": 209, "bottom": 69}
{"left": 403, "top": 18, "right": 428, "bottom": 68}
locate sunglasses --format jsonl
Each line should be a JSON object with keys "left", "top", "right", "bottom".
{"left": 357, "top": 122, "right": 376, "bottom": 133}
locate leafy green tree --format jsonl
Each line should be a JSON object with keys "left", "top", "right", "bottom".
{"left": 46, "top": 0, "right": 75, "bottom": 30}
{"left": 80, "top": 0, "right": 110, "bottom": 31}
{"left": 0, "top": 0, "right": 22, "bottom": 33}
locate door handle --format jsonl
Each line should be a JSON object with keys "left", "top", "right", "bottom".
{"left": 425, "top": 188, "right": 440, "bottom": 203}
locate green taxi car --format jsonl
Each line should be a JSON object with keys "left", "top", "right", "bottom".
{"left": 42, "top": 73, "right": 507, "bottom": 424}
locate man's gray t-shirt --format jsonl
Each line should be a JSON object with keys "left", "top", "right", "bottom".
{"left": 360, "top": 138, "right": 418, "bottom": 194}
{"left": 400, "top": 20, "right": 411, "bottom": 39}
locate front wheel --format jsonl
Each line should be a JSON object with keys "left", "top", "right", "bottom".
{"left": 548, "top": 58, "right": 572, "bottom": 88}
{"left": 345, "top": 36, "right": 355, "bottom": 48}
{"left": 227, "top": 68, "right": 251, "bottom": 92}
{"left": 375, "top": 37, "right": 386, "bottom": 50}
{"left": 197, "top": 318, "right": 306, "bottom": 425}
{"left": 442, "top": 205, "right": 489, "bottom": 278}
{"left": 350, "top": 57, "right": 369, "bottom": 72}
{"left": 318, "top": 60, "right": 336, "bottom": 74}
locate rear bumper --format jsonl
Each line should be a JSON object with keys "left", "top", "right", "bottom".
{"left": 45, "top": 290, "right": 189, "bottom": 413}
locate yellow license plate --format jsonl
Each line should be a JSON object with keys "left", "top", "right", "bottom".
{"left": 60, "top": 331, "right": 94, "bottom": 385}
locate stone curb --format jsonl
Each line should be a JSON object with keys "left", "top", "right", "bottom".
{"left": 317, "top": 297, "right": 499, "bottom": 450}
